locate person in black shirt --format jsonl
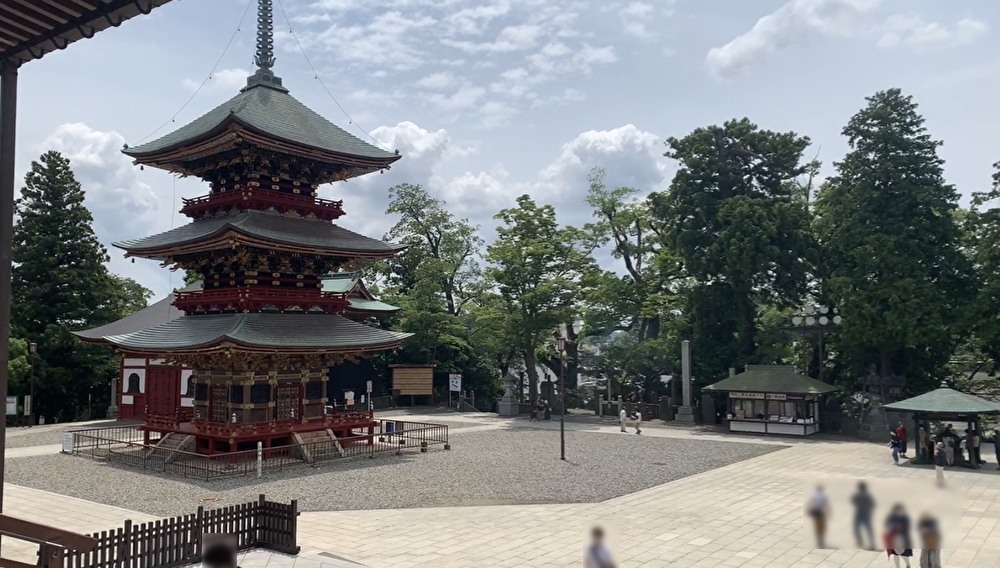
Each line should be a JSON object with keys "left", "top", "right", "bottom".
{"left": 885, "top": 504, "right": 913, "bottom": 568}
{"left": 851, "top": 481, "right": 876, "bottom": 549}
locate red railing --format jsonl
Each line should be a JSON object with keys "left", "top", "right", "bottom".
{"left": 173, "top": 287, "right": 349, "bottom": 314}
{"left": 180, "top": 188, "right": 345, "bottom": 220}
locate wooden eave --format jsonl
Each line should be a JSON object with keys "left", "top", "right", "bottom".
{"left": 117, "top": 339, "right": 407, "bottom": 357}
{"left": 126, "top": 119, "right": 399, "bottom": 182}
{"left": 120, "top": 230, "right": 403, "bottom": 260}
{"left": 0, "top": 0, "right": 174, "bottom": 67}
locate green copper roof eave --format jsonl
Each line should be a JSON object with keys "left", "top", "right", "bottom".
{"left": 122, "top": 80, "right": 399, "bottom": 163}
{"left": 321, "top": 273, "right": 361, "bottom": 294}
{"left": 112, "top": 211, "right": 406, "bottom": 256}
{"left": 882, "top": 387, "right": 1000, "bottom": 415}
{"left": 347, "top": 298, "right": 399, "bottom": 313}
{"left": 703, "top": 365, "right": 839, "bottom": 395}
{"left": 102, "top": 313, "right": 412, "bottom": 352}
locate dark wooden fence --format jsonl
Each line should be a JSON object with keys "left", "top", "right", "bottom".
{"left": 65, "top": 495, "right": 298, "bottom": 568}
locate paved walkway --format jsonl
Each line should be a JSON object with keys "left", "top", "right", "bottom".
{"left": 4, "top": 413, "right": 1000, "bottom": 567}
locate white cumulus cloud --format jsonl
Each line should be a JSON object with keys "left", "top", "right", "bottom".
{"left": 877, "top": 16, "right": 988, "bottom": 49}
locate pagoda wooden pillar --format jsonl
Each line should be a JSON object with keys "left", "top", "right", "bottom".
{"left": 0, "top": 61, "right": 19, "bottom": 517}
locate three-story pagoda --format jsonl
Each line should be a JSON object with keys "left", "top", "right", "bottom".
{"left": 101, "top": 0, "right": 411, "bottom": 454}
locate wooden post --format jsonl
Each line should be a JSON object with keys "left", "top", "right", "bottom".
{"left": 0, "top": 61, "right": 20, "bottom": 532}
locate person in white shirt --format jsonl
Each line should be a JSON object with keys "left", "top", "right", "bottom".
{"left": 619, "top": 408, "right": 627, "bottom": 432}
{"left": 805, "top": 485, "right": 830, "bottom": 548}
{"left": 584, "top": 526, "right": 616, "bottom": 568}
{"left": 634, "top": 410, "right": 642, "bottom": 435}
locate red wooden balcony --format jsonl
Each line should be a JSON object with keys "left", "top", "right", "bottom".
{"left": 181, "top": 188, "right": 345, "bottom": 220}
{"left": 173, "top": 287, "right": 349, "bottom": 314}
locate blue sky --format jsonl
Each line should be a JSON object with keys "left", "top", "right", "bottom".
{"left": 12, "top": 0, "right": 1000, "bottom": 298}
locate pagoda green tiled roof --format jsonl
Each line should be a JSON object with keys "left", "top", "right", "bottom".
{"left": 321, "top": 272, "right": 361, "bottom": 294}
{"left": 124, "top": 71, "right": 399, "bottom": 163}
{"left": 113, "top": 211, "right": 405, "bottom": 257}
{"left": 345, "top": 298, "right": 399, "bottom": 313}
{"left": 704, "top": 365, "right": 838, "bottom": 395}
{"left": 102, "top": 313, "right": 411, "bottom": 352}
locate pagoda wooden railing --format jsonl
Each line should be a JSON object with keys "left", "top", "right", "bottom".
{"left": 173, "top": 287, "right": 349, "bottom": 314}
{"left": 180, "top": 188, "right": 345, "bottom": 220}
{"left": 0, "top": 513, "right": 97, "bottom": 568}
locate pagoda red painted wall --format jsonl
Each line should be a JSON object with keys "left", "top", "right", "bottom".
{"left": 118, "top": 354, "right": 193, "bottom": 420}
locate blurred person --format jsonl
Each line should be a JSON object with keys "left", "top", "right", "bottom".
{"left": 805, "top": 485, "right": 830, "bottom": 548}
{"left": 970, "top": 428, "right": 984, "bottom": 464}
{"left": 918, "top": 427, "right": 930, "bottom": 462}
{"left": 202, "top": 534, "right": 239, "bottom": 568}
{"left": 584, "top": 526, "right": 616, "bottom": 568}
{"left": 889, "top": 430, "right": 903, "bottom": 465}
{"left": 619, "top": 407, "right": 627, "bottom": 432}
{"left": 943, "top": 436, "right": 954, "bottom": 467}
{"left": 634, "top": 409, "right": 642, "bottom": 435}
{"left": 934, "top": 442, "right": 946, "bottom": 487}
{"left": 896, "top": 422, "right": 908, "bottom": 457}
{"left": 994, "top": 426, "right": 1000, "bottom": 470}
{"left": 917, "top": 513, "right": 942, "bottom": 568}
{"left": 884, "top": 504, "right": 913, "bottom": 568}
{"left": 851, "top": 481, "right": 876, "bottom": 549}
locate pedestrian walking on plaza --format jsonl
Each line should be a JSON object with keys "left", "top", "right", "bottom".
{"left": 971, "top": 428, "right": 984, "bottom": 464}
{"left": 918, "top": 427, "right": 930, "bottom": 463}
{"left": 634, "top": 409, "right": 642, "bottom": 435}
{"left": 934, "top": 442, "right": 946, "bottom": 487}
{"left": 884, "top": 504, "right": 913, "bottom": 568}
{"left": 806, "top": 485, "right": 830, "bottom": 548}
{"left": 584, "top": 526, "right": 617, "bottom": 568}
{"left": 944, "top": 436, "right": 954, "bottom": 466}
{"left": 896, "top": 422, "right": 908, "bottom": 457}
{"left": 851, "top": 481, "right": 876, "bottom": 549}
{"left": 917, "top": 513, "right": 942, "bottom": 568}
{"left": 889, "top": 430, "right": 903, "bottom": 465}
{"left": 619, "top": 407, "right": 627, "bottom": 432}
{"left": 994, "top": 426, "right": 1000, "bottom": 470}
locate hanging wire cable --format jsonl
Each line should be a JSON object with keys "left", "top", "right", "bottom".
{"left": 274, "top": 0, "right": 388, "bottom": 149}
{"left": 132, "top": 0, "right": 255, "bottom": 145}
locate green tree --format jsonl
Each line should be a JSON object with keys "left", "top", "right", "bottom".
{"left": 814, "top": 89, "right": 973, "bottom": 393}
{"left": 384, "top": 183, "right": 482, "bottom": 316}
{"left": 963, "top": 161, "right": 1000, "bottom": 382}
{"left": 486, "top": 195, "right": 592, "bottom": 402}
{"left": 651, "top": 119, "right": 815, "bottom": 376}
{"left": 11, "top": 151, "right": 148, "bottom": 420}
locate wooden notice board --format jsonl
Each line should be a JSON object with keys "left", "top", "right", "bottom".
{"left": 391, "top": 365, "right": 434, "bottom": 396}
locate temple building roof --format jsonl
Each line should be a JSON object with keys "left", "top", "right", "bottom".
{"left": 75, "top": 276, "right": 399, "bottom": 345}
{"left": 123, "top": 70, "right": 400, "bottom": 169}
{"left": 114, "top": 211, "right": 405, "bottom": 259}
{"left": 100, "top": 312, "right": 410, "bottom": 354}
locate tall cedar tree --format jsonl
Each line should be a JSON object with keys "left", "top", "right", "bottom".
{"left": 12, "top": 151, "right": 150, "bottom": 420}
{"left": 486, "top": 195, "right": 590, "bottom": 402}
{"left": 814, "top": 89, "right": 972, "bottom": 392}
{"left": 651, "top": 119, "right": 814, "bottom": 377}
{"left": 968, "top": 162, "right": 1000, "bottom": 371}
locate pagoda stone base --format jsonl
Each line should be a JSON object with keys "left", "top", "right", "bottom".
{"left": 676, "top": 405, "right": 697, "bottom": 423}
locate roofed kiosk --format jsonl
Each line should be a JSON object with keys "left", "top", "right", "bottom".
{"left": 78, "top": 0, "right": 413, "bottom": 455}
{"left": 705, "top": 365, "right": 838, "bottom": 437}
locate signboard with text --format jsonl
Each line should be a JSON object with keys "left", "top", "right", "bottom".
{"left": 5, "top": 396, "right": 15, "bottom": 415}
{"left": 449, "top": 374, "right": 462, "bottom": 392}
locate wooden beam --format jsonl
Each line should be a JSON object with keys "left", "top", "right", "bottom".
{"left": 0, "top": 515, "right": 97, "bottom": 552}
{"left": 0, "top": 557, "right": 37, "bottom": 568}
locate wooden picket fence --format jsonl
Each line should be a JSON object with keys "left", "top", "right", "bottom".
{"left": 64, "top": 495, "right": 298, "bottom": 568}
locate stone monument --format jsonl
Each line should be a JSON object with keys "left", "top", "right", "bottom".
{"left": 498, "top": 374, "right": 520, "bottom": 417}
{"left": 676, "top": 340, "right": 697, "bottom": 423}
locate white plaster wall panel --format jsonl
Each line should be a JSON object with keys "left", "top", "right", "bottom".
{"left": 180, "top": 370, "right": 194, "bottom": 394}
{"left": 181, "top": 398, "right": 194, "bottom": 408}
{"left": 122, "top": 395, "right": 134, "bottom": 405}
{"left": 122, "top": 369, "right": 146, "bottom": 394}
{"left": 123, "top": 358, "right": 146, "bottom": 368}
{"left": 149, "top": 359, "right": 166, "bottom": 366}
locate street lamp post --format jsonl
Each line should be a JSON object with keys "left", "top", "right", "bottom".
{"left": 28, "top": 342, "right": 36, "bottom": 427}
{"left": 787, "top": 305, "right": 841, "bottom": 382}
{"left": 553, "top": 330, "right": 566, "bottom": 461}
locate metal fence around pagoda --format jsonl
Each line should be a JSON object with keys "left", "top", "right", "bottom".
{"left": 67, "top": 420, "right": 449, "bottom": 481}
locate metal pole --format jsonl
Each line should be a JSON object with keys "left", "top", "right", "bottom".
{"left": 559, "top": 350, "right": 565, "bottom": 461}
{"left": 817, "top": 329, "right": 825, "bottom": 382}
{"left": 0, "top": 61, "right": 19, "bottom": 545}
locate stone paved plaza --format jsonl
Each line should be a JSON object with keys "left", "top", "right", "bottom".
{"left": 3, "top": 413, "right": 1000, "bottom": 567}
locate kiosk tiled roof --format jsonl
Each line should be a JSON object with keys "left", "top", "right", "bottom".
{"left": 882, "top": 383, "right": 1000, "bottom": 415}
{"left": 704, "top": 365, "right": 838, "bottom": 395}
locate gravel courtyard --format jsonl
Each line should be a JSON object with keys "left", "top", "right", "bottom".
{"left": 5, "top": 426, "right": 782, "bottom": 517}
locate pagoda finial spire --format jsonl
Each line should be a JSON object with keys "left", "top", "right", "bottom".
{"left": 254, "top": 0, "right": 276, "bottom": 72}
